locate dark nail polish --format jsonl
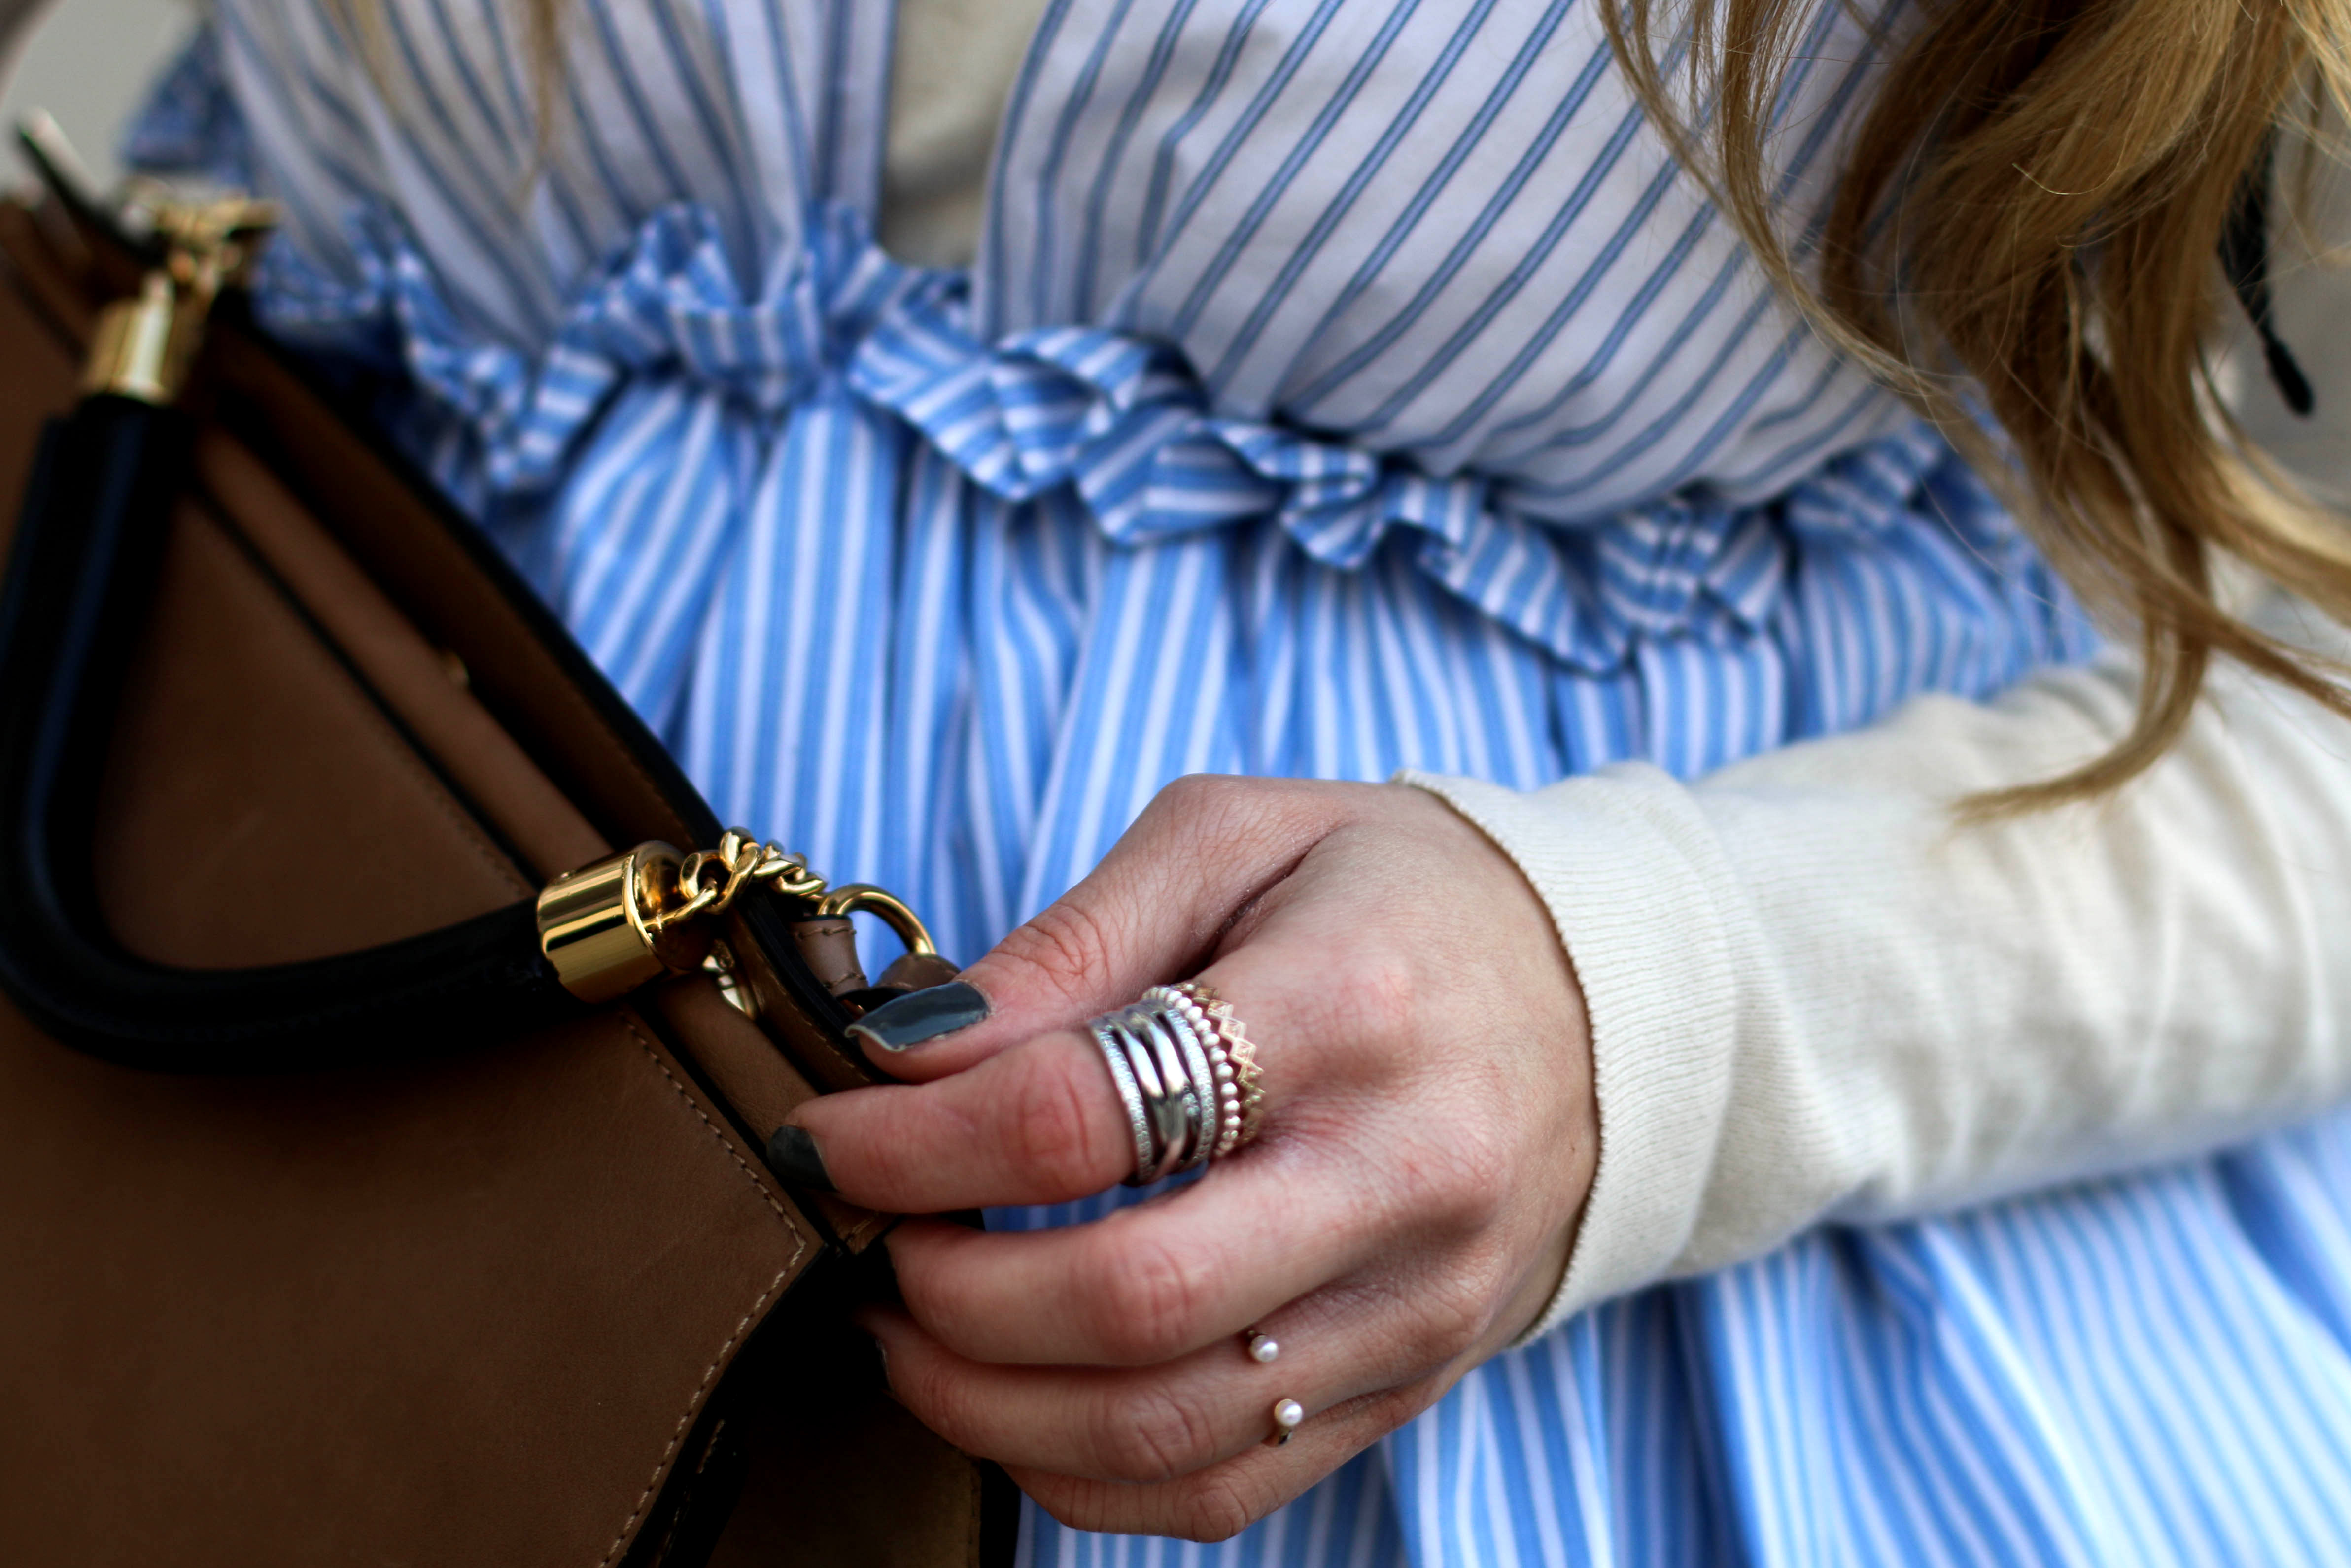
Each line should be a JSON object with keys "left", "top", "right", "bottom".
{"left": 763, "top": 1123, "right": 835, "bottom": 1193}
{"left": 844, "top": 980, "right": 990, "bottom": 1052}
{"left": 862, "top": 1332, "right": 890, "bottom": 1393}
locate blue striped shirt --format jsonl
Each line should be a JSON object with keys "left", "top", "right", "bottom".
{"left": 129, "top": 1, "right": 2351, "bottom": 1562}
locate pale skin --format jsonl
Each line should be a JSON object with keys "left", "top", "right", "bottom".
{"left": 786, "top": 775, "right": 1598, "bottom": 1541}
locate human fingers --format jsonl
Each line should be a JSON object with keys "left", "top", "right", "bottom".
{"left": 1007, "top": 1376, "right": 1448, "bottom": 1543}
{"left": 876, "top": 1078, "right": 1513, "bottom": 1370}
{"left": 786, "top": 896, "right": 1375, "bottom": 1211}
{"left": 880, "top": 1144, "right": 1404, "bottom": 1365}
{"left": 816, "top": 780, "right": 1596, "bottom": 1541}
{"left": 780, "top": 1030, "right": 1140, "bottom": 1210}
{"left": 805, "top": 801, "right": 1565, "bottom": 1346}
{"left": 841, "top": 776, "right": 1354, "bottom": 1081}
{"left": 860, "top": 1279, "right": 1473, "bottom": 1483}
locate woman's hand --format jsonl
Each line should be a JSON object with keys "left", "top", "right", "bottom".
{"left": 778, "top": 777, "right": 1596, "bottom": 1541}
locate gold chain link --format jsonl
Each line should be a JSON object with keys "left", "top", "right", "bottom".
{"left": 651, "top": 828, "right": 829, "bottom": 934}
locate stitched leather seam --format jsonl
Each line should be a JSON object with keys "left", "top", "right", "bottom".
{"left": 594, "top": 1263, "right": 791, "bottom": 1568}
{"left": 618, "top": 1013, "right": 805, "bottom": 1234}
{"left": 598, "top": 1013, "right": 809, "bottom": 1568}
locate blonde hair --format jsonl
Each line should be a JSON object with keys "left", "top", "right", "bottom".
{"left": 333, "top": 0, "right": 568, "bottom": 161}
{"left": 1603, "top": 0, "right": 2351, "bottom": 807}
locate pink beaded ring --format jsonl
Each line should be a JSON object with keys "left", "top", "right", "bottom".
{"left": 1140, "top": 981, "right": 1265, "bottom": 1158}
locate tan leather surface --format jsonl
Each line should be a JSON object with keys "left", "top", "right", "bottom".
{"left": 793, "top": 916, "right": 872, "bottom": 994}
{"left": 193, "top": 430, "right": 609, "bottom": 880}
{"left": 202, "top": 324, "right": 883, "bottom": 1098}
{"left": 209, "top": 328, "right": 708, "bottom": 857}
{"left": 648, "top": 979, "right": 892, "bottom": 1254}
{"left": 94, "top": 495, "right": 536, "bottom": 965}
{"left": 0, "top": 995, "right": 815, "bottom": 1567}
{"left": 653, "top": 974, "right": 820, "bottom": 1137}
{"left": 0, "top": 190, "right": 988, "bottom": 1566}
{"left": 0, "top": 322, "right": 820, "bottom": 1557}
{"left": 875, "top": 951, "right": 964, "bottom": 993}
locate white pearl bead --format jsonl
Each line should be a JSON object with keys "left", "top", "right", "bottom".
{"left": 1249, "top": 1333, "right": 1281, "bottom": 1364}
{"left": 1273, "top": 1398, "right": 1304, "bottom": 1428}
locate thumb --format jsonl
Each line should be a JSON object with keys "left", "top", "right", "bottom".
{"left": 844, "top": 775, "right": 1350, "bottom": 1080}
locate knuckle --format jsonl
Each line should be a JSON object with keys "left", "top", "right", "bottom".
{"left": 1409, "top": 1118, "right": 1512, "bottom": 1231}
{"left": 1085, "top": 1233, "right": 1213, "bottom": 1363}
{"left": 1094, "top": 1383, "right": 1218, "bottom": 1483}
{"left": 1170, "top": 1474, "right": 1258, "bottom": 1543}
{"left": 993, "top": 896, "right": 1120, "bottom": 1005}
{"left": 1402, "top": 1280, "right": 1490, "bottom": 1368}
{"left": 1320, "top": 949, "right": 1417, "bottom": 1049}
{"left": 1149, "top": 773, "right": 1286, "bottom": 857}
{"left": 1152, "top": 772, "right": 1245, "bottom": 823}
{"left": 889, "top": 1346, "right": 981, "bottom": 1447}
{"left": 1006, "top": 1052, "right": 1115, "bottom": 1194}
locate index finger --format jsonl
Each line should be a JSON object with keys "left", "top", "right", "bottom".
{"left": 787, "top": 921, "right": 1357, "bottom": 1212}
{"left": 788, "top": 1029, "right": 1137, "bottom": 1211}
{"left": 842, "top": 776, "right": 1351, "bottom": 1082}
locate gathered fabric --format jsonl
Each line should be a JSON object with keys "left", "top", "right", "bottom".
{"left": 132, "top": 0, "right": 2351, "bottom": 1562}
{"left": 260, "top": 192, "right": 2048, "bottom": 701}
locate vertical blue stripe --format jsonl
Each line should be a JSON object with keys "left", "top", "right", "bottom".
{"left": 146, "top": 1, "right": 2351, "bottom": 1565}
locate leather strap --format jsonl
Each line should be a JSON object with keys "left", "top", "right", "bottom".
{"left": 0, "top": 393, "right": 587, "bottom": 1068}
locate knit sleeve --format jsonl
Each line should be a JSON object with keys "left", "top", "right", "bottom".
{"left": 1405, "top": 591, "right": 2351, "bottom": 1339}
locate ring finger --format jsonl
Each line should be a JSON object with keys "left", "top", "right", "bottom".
{"left": 861, "top": 1283, "right": 1420, "bottom": 1484}
{"left": 1009, "top": 1375, "right": 1450, "bottom": 1542}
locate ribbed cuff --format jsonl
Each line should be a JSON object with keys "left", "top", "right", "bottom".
{"left": 1398, "top": 766, "right": 1741, "bottom": 1340}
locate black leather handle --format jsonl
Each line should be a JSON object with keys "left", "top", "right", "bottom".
{"left": 0, "top": 396, "right": 588, "bottom": 1070}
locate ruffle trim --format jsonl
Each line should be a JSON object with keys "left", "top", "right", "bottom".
{"left": 252, "top": 196, "right": 2027, "bottom": 675}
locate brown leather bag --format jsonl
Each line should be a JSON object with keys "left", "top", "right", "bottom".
{"left": 0, "top": 142, "right": 1010, "bottom": 1566}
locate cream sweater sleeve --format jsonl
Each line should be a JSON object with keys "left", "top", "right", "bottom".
{"left": 1405, "top": 590, "right": 2351, "bottom": 1340}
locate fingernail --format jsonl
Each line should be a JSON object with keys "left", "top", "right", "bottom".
{"left": 862, "top": 1332, "right": 890, "bottom": 1393}
{"left": 763, "top": 1123, "right": 835, "bottom": 1193}
{"left": 845, "top": 980, "right": 990, "bottom": 1053}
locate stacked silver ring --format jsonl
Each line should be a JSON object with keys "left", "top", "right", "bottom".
{"left": 1087, "top": 984, "right": 1265, "bottom": 1185}
{"left": 1144, "top": 985, "right": 1245, "bottom": 1158}
{"left": 1165, "top": 982, "right": 1264, "bottom": 1157}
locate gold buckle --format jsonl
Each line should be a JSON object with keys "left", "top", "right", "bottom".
{"left": 83, "top": 187, "right": 277, "bottom": 405}
{"left": 535, "top": 832, "right": 932, "bottom": 1006}
{"left": 814, "top": 885, "right": 937, "bottom": 960}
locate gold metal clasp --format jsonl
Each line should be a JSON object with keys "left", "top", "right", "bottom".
{"left": 535, "top": 842, "right": 710, "bottom": 1005}
{"left": 816, "top": 884, "right": 937, "bottom": 960}
{"left": 800, "top": 884, "right": 953, "bottom": 997}
{"left": 535, "top": 830, "right": 925, "bottom": 1007}
{"left": 82, "top": 187, "right": 277, "bottom": 404}
{"left": 83, "top": 273, "right": 178, "bottom": 402}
